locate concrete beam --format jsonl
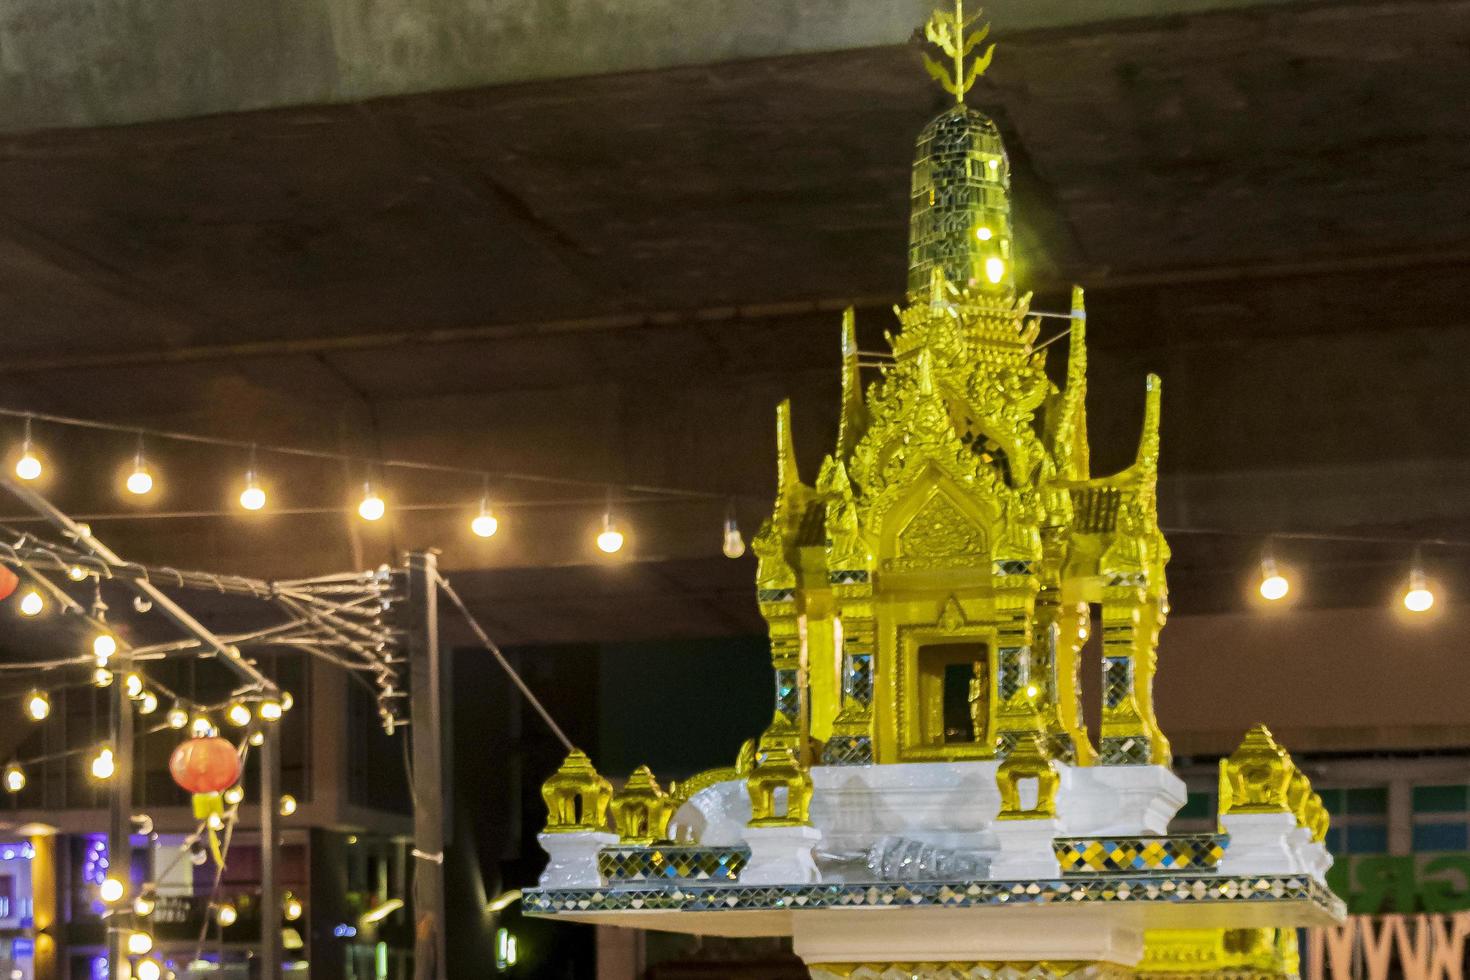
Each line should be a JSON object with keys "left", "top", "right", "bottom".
{"left": 0, "top": 0, "right": 1314, "bottom": 133}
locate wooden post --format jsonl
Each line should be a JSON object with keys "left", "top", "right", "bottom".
{"left": 408, "top": 551, "right": 448, "bottom": 980}
{"left": 260, "top": 726, "right": 282, "bottom": 979}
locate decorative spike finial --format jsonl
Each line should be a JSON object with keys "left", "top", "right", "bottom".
{"left": 837, "top": 308, "right": 869, "bottom": 456}
{"left": 774, "top": 400, "right": 802, "bottom": 509}
{"left": 1136, "top": 374, "right": 1162, "bottom": 474}
{"left": 921, "top": 0, "right": 996, "bottom": 104}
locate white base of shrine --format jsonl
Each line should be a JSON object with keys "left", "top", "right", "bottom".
{"left": 1219, "top": 812, "right": 1303, "bottom": 876}
{"left": 537, "top": 831, "right": 617, "bottom": 889}
{"left": 990, "top": 817, "right": 1063, "bottom": 879}
{"left": 742, "top": 824, "right": 823, "bottom": 885}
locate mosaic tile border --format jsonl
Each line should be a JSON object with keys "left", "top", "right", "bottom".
{"left": 1053, "top": 835, "right": 1228, "bottom": 875}
{"left": 525, "top": 873, "right": 1344, "bottom": 919}
{"left": 597, "top": 844, "right": 749, "bottom": 883}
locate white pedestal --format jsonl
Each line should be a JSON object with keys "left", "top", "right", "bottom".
{"left": 1061, "top": 765, "right": 1186, "bottom": 836}
{"left": 1219, "top": 812, "right": 1303, "bottom": 876}
{"left": 1300, "top": 838, "right": 1334, "bottom": 881}
{"left": 741, "top": 824, "right": 822, "bottom": 885}
{"left": 989, "top": 817, "right": 1062, "bottom": 879}
{"left": 537, "top": 831, "right": 618, "bottom": 889}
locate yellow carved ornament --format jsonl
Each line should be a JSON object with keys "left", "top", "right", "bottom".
{"left": 747, "top": 746, "right": 814, "bottom": 828}
{"left": 996, "top": 731, "right": 1059, "bottom": 820}
{"left": 609, "top": 766, "right": 673, "bottom": 845}
{"left": 539, "top": 748, "right": 612, "bottom": 834}
{"left": 1221, "top": 725, "right": 1292, "bottom": 815}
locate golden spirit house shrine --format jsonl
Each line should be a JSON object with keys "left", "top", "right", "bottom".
{"left": 525, "top": 5, "right": 1345, "bottom": 977}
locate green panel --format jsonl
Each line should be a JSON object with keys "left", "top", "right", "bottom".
{"left": 1317, "top": 788, "right": 1345, "bottom": 816}
{"left": 1177, "top": 792, "right": 1214, "bottom": 819}
{"left": 1413, "top": 784, "right": 1469, "bottom": 813}
{"left": 1346, "top": 787, "right": 1389, "bottom": 816}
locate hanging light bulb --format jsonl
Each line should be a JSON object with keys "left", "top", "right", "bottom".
{"left": 125, "top": 673, "right": 144, "bottom": 699}
{"left": 126, "top": 437, "right": 155, "bottom": 496}
{"left": 99, "top": 876, "right": 125, "bottom": 903}
{"left": 67, "top": 564, "right": 87, "bottom": 581}
{"left": 471, "top": 500, "right": 499, "bottom": 539}
{"left": 225, "top": 701, "right": 252, "bottom": 727}
{"left": 357, "top": 481, "right": 385, "bottom": 522}
{"left": 4, "top": 763, "right": 25, "bottom": 793}
{"left": 191, "top": 715, "right": 216, "bottom": 738}
{"left": 139, "top": 691, "right": 159, "bottom": 715}
{"left": 596, "top": 493, "right": 624, "bottom": 554}
{"left": 207, "top": 812, "right": 225, "bottom": 832}
{"left": 127, "top": 931, "right": 154, "bottom": 955}
{"left": 721, "top": 504, "right": 745, "bottom": 559}
{"left": 224, "top": 784, "right": 244, "bottom": 806}
{"left": 134, "top": 892, "right": 157, "bottom": 917}
{"left": 93, "top": 667, "right": 113, "bottom": 688}
{"left": 216, "top": 902, "right": 238, "bottom": 927}
{"left": 167, "top": 703, "right": 189, "bottom": 729}
{"left": 239, "top": 474, "right": 266, "bottom": 511}
{"left": 280, "top": 691, "right": 294, "bottom": 712}
{"left": 137, "top": 960, "right": 163, "bottom": 980}
{"left": 93, "top": 633, "right": 117, "bottom": 662}
{"left": 1403, "top": 562, "right": 1436, "bottom": 614}
{"left": 132, "top": 595, "right": 153, "bottom": 613}
{"left": 25, "top": 689, "right": 50, "bottom": 721}
{"left": 14, "top": 417, "right": 42, "bottom": 481}
{"left": 258, "top": 697, "right": 283, "bottom": 722}
{"left": 278, "top": 794, "right": 298, "bottom": 817}
{"left": 90, "top": 745, "right": 116, "bottom": 780}
{"left": 249, "top": 730, "right": 265, "bottom": 747}
{"left": 284, "top": 892, "right": 303, "bottom": 921}
{"left": 1258, "top": 557, "right": 1290, "bottom": 602}
{"left": 18, "top": 589, "right": 43, "bottom": 616}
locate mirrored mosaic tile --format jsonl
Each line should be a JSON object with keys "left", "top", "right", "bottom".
{"left": 1100, "top": 736, "right": 1152, "bottom": 766}
{"left": 598, "top": 844, "right": 749, "bottom": 883}
{"left": 1102, "top": 657, "right": 1132, "bottom": 709}
{"left": 997, "top": 646, "right": 1027, "bottom": 700}
{"left": 822, "top": 736, "right": 874, "bottom": 766}
{"left": 1053, "top": 835, "right": 1228, "bottom": 875}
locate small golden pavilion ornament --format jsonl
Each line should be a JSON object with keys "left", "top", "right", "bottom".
{"left": 526, "top": 6, "right": 1343, "bottom": 977}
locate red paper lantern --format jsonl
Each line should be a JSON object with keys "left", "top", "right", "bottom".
{"left": 169, "top": 737, "right": 241, "bottom": 795}
{"left": 0, "top": 566, "right": 17, "bottom": 601}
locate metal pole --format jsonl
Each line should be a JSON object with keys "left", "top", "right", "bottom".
{"left": 259, "top": 726, "right": 281, "bottom": 980}
{"left": 407, "top": 551, "right": 447, "bottom": 980}
{"left": 108, "top": 648, "right": 134, "bottom": 977}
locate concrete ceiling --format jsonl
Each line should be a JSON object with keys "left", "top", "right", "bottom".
{"left": 0, "top": 0, "right": 1466, "bottom": 646}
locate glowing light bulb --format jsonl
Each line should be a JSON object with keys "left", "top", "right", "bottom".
{"left": 596, "top": 508, "right": 624, "bottom": 554}
{"left": 99, "top": 876, "right": 125, "bottom": 903}
{"left": 976, "top": 226, "right": 993, "bottom": 241}
{"left": 14, "top": 450, "right": 41, "bottom": 481}
{"left": 1258, "top": 558, "right": 1289, "bottom": 602}
{"left": 239, "top": 469, "right": 266, "bottom": 511}
{"left": 249, "top": 731, "right": 265, "bottom": 747}
{"left": 191, "top": 716, "right": 216, "bottom": 738}
{"left": 1404, "top": 566, "right": 1435, "bottom": 613}
{"left": 137, "top": 959, "right": 163, "bottom": 980}
{"left": 216, "top": 903, "right": 238, "bottom": 927}
{"left": 127, "top": 931, "right": 153, "bottom": 955}
{"left": 25, "top": 690, "right": 49, "bottom": 721}
{"left": 226, "top": 701, "right": 252, "bottom": 727}
{"left": 167, "top": 704, "right": 189, "bottom": 729}
{"left": 139, "top": 691, "right": 159, "bottom": 714}
{"left": 68, "top": 565, "right": 87, "bottom": 581}
{"left": 18, "top": 590, "right": 43, "bottom": 616}
{"left": 1025, "top": 683, "right": 1040, "bottom": 699}
{"left": 93, "top": 667, "right": 113, "bottom": 688}
{"left": 90, "top": 746, "right": 115, "bottom": 780}
{"left": 224, "top": 785, "right": 244, "bottom": 806}
{"left": 471, "top": 505, "right": 499, "bottom": 539}
{"left": 279, "top": 794, "right": 297, "bottom": 817}
{"left": 93, "top": 633, "right": 117, "bottom": 661}
{"left": 358, "top": 484, "right": 385, "bottom": 522}
{"left": 258, "top": 698, "right": 283, "bottom": 722}
{"left": 281, "top": 691, "right": 294, "bottom": 712}
{"left": 284, "top": 893, "right": 303, "bottom": 921}
{"left": 125, "top": 673, "right": 144, "bottom": 698}
{"left": 4, "top": 763, "right": 25, "bottom": 793}
{"left": 134, "top": 893, "right": 156, "bottom": 917}
{"left": 722, "top": 517, "right": 745, "bottom": 559}
{"left": 985, "top": 257, "right": 1005, "bottom": 284}
{"left": 126, "top": 459, "right": 154, "bottom": 496}
{"left": 207, "top": 813, "right": 224, "bottom": 832}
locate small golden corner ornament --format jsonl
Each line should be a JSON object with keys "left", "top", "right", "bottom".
{"left": 528, "top": 5, "right": 1344, "bottom": 976}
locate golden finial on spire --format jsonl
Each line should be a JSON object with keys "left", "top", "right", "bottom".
{"left": 921, "top": 0, "right": 996, "bottom": 103}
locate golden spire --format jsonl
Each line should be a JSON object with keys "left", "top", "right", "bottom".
{"left": 1135, "top": 373, "right": 1162, "bottom": 478}
{"left": 1053, "top": 286, "right": 1091, "bottom": 481}
{"left": 773, "top": 399, "right": 803, "bottom": 515}
{"left": 836, "top": 307, "right": 868, "bottom": 457}
{"left": 922, "top": 0, "right": 996, "bottom": 104}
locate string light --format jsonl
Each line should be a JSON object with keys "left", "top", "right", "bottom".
{"left": 4, "top": 763, "right": 24, "bottom": 793}
{"left": 1258, "top": 556, "right": 1290, "bottom": 602}
{"left": 722, "top": 502, "right": 745, "bottom": 559}
{"left": 207, "top": 812, "right": 225, "bottom": 832}
{"left": 99, "top": 876, "right": 125, "bottom": 903}
{"left": 93, "top": 667, "right": 113, "bottom": 688}
{"left": 137, "top": 960, "right": 163, "bottom": 980}
{"left": 284, "top": 892, "right": 303, "bottom": 921}
{"left": 67, "top": 564, "right": 87, "bottom": 581}
{"left": 1403, "top": 561, "right": 1436, "bottom": 614}
{"left": 139, "top": 690, "right": 159, "bottom": 714}
{"left": 358, "top": 482, "right": 385, "bottom": 522}
{"left": 281, "top": 691, "right": 294, "bottom": 712}
{"left": 127, "top": 931, "right": 153, "bottom": 955}
{"left": 226, "top": 701, "right": 252, "bottom": 727}
{"left": 224, "top": 785, "right": 244, "bottom": 806}
{"left": 126, "top": 437, "right": 155, "bottom": 496}
{"left": 134, "top": 892, "right": 156, "bottom": 917}
{"left": 259, "top": 697, "right": 283, "bottom": 721}
{"left": 216, "top": 902, "right": 238, "bottom": 927}
{"left": 18, "top": 589, "right": 43, "bottom": 616}
{"left": 191, "top": 715, "right": 217, "bottom": 738}
{"left": 13, "top": 416, "right": 41, "bottom": 481}
{"left": 25, "top": 690, "right": 49, "bottom": 721}
{"left": 167, "top": 703, "right": 189, "bottom": 729}
{"left": 90, "top": 745, "right": 116, "bottom": 780}
{"left": 249, "top": 730, "right": 265, "bottom": 747}
{"left": 93, "top": 632, "right": 117, "bottom": 662}
{"left": 239, "top": 447, "right": 266, "bottom": 511}
{"left": 279, "top": 794, "right": 297, "bottom": 816}
{"left": 125, "top": 673, "right": 144, "bottom": 699}
{"left": 596, "top": 493, "right": 624, "bottom": 554}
